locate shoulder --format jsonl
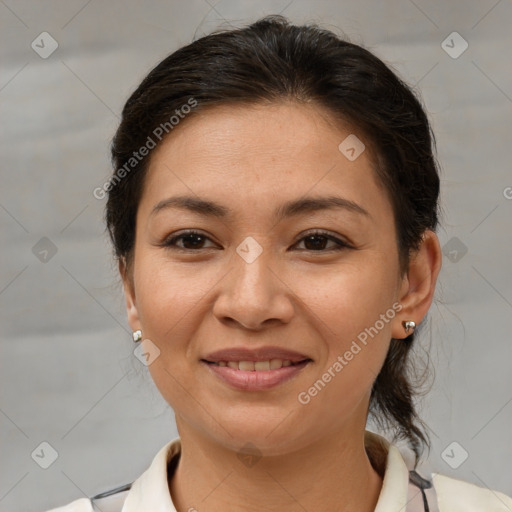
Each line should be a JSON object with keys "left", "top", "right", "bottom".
{"left": 433, "top": 473, "right": 512, "bottom": 511}
{"left": 44, "top": 498, "right": 93, "bottom": 512}
{"left": 44, "top": 483, "right": 130, "bottom": 512}
{"left": 43, "top": 438, "right": 180, "bottom": 512}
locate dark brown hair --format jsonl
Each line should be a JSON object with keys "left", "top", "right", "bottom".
{"left": 106, "top": 15, "right": 440, "bottom": 464}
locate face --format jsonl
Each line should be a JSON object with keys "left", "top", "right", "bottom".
{"left": 122, "top": 102, "right": 410, "bottom": 455}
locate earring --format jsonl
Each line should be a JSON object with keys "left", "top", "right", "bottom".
{"left": 132, "top": 330, "right": 142, "bottom": 343}
{"left": 402, "top": 321, "right": 416, "bottom": 335}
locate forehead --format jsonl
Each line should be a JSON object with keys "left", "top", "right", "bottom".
{"left": 138, "top": 102, "right": 391, "bottom": 224}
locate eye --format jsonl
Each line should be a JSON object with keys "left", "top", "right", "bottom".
{"left": 161, "top": 229, "right": 352, "bottom": 252}
{"left": 162, "top": 230, "right": 217, "bottom": 251}
{"left": 293, "top": 230, "right": 353, "bottom": 252}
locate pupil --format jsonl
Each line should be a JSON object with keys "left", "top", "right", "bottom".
{"left": 183, "top": 234, "right": 203, "bottom": 249}
{"left": 305, "top": 235, "right": 327, "bottom": 250}
{"left": 181, "top": 234, "right": 328, "bottom": 250}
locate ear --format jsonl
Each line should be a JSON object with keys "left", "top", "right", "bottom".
{"left": 119, "top": 257, "right": 141, "bottom": 333}
{"left": 392, "top": 230, "right": 442, "bottom": 339}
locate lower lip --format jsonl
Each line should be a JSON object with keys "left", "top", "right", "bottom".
{"left": 202, "top": 360, "right": 311, "bottom": 391}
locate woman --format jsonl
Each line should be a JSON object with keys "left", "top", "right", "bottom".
{"left": 47, "top": 15, "right": 511, "bottom": 512}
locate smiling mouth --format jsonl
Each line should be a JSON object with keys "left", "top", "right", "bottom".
{"left": 202, "top": 359, "right": 312, "bottom": 371}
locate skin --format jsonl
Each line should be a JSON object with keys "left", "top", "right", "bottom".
{"left": 120, "top": 102, "right": 442, "bottom": 512}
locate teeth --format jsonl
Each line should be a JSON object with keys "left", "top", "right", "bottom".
{"left": 254, "top": 361, "right": 270, "bottom": 371}
{"left": 211, "top": 359, "right": 299, "bottom": 370}
{"left": 270, "top": 359, "right": 282, "bottom": 369}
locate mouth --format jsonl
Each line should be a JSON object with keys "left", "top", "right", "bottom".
{"left": 201, "top": 358, "right": 313, "bottom": 391}
{"left": 201, "top": 358, "right": 312, "bottom": 371}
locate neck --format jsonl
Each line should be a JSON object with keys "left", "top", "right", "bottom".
{"left": 169, "top": 421, "right": 383, "bottom": 512}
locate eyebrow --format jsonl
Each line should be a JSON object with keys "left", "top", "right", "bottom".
{"left": 150, "top": 195, "right": 371, "bottom": 221}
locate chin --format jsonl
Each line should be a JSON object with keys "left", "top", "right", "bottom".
{"left": 204, "top": 416, "right": 310, "bottom": 456}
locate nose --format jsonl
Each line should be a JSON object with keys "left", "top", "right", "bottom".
{"left": 212, "top": 245, "right": 295, "bottom": 331}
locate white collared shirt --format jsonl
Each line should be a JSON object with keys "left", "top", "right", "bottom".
{"left": 46, "top": 431, "right": 512, "bottom": 511}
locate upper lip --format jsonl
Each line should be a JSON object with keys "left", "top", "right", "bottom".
{"left": 202, "top": 346, "right": 311, "bottom": 363}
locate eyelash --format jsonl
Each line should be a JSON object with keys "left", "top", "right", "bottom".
{"left": 161, "top": 229, "right": 353, "bottom": 253}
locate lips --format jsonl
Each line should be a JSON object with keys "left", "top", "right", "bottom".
{"left": 208, "top": 359, "right": 301, "bottom": 371}
{"left": 201, "top": 346, "right": 313, "bottom": 390}
{"left": 202, "top": 346, "right": 311, "bottom": 364}
{"left": 203, "top": 359, "right": 311, "bottom": 391}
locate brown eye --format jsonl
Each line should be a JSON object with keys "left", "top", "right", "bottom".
{"left": 294, "top": 231, "right": 352, "bottom": 252}
{"left": 162, "top": 230, "right": 216, "bottom": 250}
{"left": 161, "top": 229, "right": 352, "bottom": 253}
{"left": 302, "top": 235, "right": 331, "bottom": 251}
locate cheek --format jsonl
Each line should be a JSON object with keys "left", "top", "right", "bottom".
{"left": 291, "top": 255, "right": 398, "bottom": 337}
{"left": 133, "top": 256, "right": 219, "bottom": 404}
{"left": 290, "top": 257, "right": 396, "bottom": 393}
{"left": 134, "top": 257, "right": 213, "bottom": 334}
{"left": 137, "top": 275, "right": 202, "bottom": 418}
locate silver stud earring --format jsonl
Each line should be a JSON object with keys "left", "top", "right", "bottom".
{"left": 402, "top": 321, "right": 416, "bottom": 335}
{"left": 132, "top": 330, "right": 142, "bottom": 343}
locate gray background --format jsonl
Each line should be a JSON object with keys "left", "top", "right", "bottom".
{"left": 1, "top": 1, "right": 511, "bottom": 510}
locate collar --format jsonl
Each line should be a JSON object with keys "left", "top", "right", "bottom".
{"left": 121, "top": 431, "right": 411, "bottom": 512}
